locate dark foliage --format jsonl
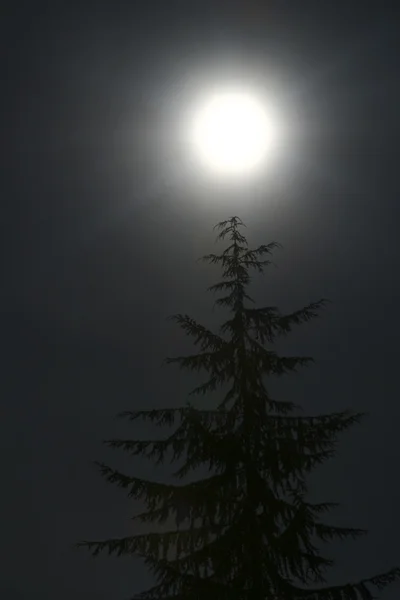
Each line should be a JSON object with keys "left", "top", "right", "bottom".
{"left": 77, "top": 217, "right": 399, "bottom": 600}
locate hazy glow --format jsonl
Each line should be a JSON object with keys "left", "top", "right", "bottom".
{"left": 190, "top": 91, "right": 279, "bottom": 176}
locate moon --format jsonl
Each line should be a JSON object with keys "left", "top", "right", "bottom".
{"left": 190, "top": 90, "right": 279, "bottom": 177}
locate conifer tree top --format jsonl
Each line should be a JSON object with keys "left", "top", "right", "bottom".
{"left": 77, "top": 217, "right": 400, "bottom": 600}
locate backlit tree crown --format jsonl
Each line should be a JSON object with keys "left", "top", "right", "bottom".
{"left": 77, "top": 216, "right": 399, "bottom": 600}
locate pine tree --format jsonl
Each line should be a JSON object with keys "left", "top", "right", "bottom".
{"left": 77, "top": 216, "right": 399, "bottom": 600}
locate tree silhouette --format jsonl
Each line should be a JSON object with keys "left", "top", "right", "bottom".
{"left": 77, "top": 217, "right": 399, "bottom": 600}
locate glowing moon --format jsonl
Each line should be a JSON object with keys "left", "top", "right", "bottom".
{"left": 190, "top": 91, "right": 278, "bottom": 176}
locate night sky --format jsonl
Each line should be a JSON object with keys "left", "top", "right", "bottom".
{"left": 2, "top": 2, "right": 400, "bottom": 599}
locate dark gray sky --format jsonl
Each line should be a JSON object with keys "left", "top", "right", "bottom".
{"left": 1, "top": 1, "right": 400, "bottom": 599}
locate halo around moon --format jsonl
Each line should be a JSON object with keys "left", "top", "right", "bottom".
{"left": 189, "top": 90, "right": 280, "bottom": 177}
